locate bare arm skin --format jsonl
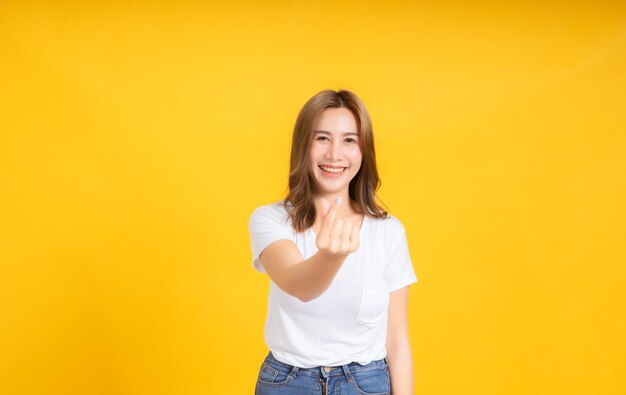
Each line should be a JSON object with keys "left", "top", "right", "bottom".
{"left": 386, "top": 286, "right": 414, "bottom": 395}
{"left": 258, "top": 197, "right": 360, "bottom": 302}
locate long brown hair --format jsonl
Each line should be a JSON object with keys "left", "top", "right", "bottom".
{"left": 283, "top": 89, "right": 389, "bottom": 232}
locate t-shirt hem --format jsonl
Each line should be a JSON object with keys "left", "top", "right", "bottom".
{"left": 270, "top": 348, "right": 387, "bottom": 368}
{"left": 252, "top": 258, "right": 266, "bottom": 273}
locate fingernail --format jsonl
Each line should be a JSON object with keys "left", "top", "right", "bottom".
{"left": 335, "top": 197, "right": 341, "bottom": 205}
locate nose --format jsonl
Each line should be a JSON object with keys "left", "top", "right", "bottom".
{"left": 325, "top": 139, "right": 342, "bottom": 160}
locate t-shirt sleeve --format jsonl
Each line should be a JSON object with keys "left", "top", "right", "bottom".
{"left": 248, "top": 204, "right": 296, "bottom": 273}
{"left": 384, "top": 218, "right": 418, "bottom": 292}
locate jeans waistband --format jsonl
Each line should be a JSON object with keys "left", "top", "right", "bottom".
{"left": 265, "top": 351, "right": 388, "bottom": 379}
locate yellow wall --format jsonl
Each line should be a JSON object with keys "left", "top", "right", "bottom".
{"left": 1, "top": 1, "right": 624, "bottom": 394}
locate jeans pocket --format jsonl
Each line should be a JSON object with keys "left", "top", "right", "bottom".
{"left": 356, "top": 287, "right": 389, "bottom": 328}
{"left": 257, "top": 362, "right": 279, "bottom": 383}
{"left": 256, "top": 358, "right": 294, "bottom": 386}
{"left": 350, "top": 366, "right": 390, "bottom": 395}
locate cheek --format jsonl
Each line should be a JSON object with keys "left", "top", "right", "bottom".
{"left": 308, "top": 148, "right": 320, "bottom": 168}
{"left": 349, "top": 147, "right": 362, "bottom": 162}
{"left": 309, "top": 143, "right": 321, "bottom": 156}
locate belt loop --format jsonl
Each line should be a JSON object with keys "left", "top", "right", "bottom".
{"left": 289, "top": 366, "right": 299, "bottom": 379}
{"left": 341, "top": 364, "right": 354, "bottom": 382}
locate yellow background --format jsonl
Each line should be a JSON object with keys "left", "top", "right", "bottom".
{"left": 1, "top": 1, "right": 625, "bottom": 394}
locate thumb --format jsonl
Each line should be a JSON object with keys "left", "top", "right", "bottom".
{"left": 319, "top": 198, "right": 330, "bottom": 217}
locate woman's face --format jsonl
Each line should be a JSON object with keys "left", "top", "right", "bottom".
{"left": 308, "top": 107, "right": 362, "bottom": 196}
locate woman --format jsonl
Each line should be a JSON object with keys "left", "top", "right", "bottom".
{"left": 248, "top": 89, "right": 418, "bottom": 394}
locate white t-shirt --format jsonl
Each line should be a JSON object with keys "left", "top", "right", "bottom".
{"left": 248, "top": 200, "right": 418, "bottom": 368}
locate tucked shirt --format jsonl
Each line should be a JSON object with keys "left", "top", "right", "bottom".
{"left": 248, "top": 200, "right": 418, "bottom": 368}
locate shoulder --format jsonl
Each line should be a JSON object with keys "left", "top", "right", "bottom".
{"left": 370, "top": 212, "right": 406, "bottom": 235}
{"left": 385, "top": 213, "right": 406, "bottom": 234}
{"left": 249, "top": 200, "right": 291, "bottom": 226}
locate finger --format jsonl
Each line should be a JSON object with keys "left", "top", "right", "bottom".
{"left": 329, "top": 219, "right": 344, "bottom": 251}
{"left": 340, "top": 220, "right": 353, "bottom": 250}
{"left": 319, "top": 198, "right": 330, "bottom": 218}
{"left": 319, "top": 197, "right": 340, "bottom": 241}
{"left": 350, "top": 218, "right": 361, "bottom": 250}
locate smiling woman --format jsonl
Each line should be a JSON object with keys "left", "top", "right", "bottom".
{"left": 248, "top": 89, "right": 418, "bottom": 395}
{"left": 286, "top": 90, "right": 387, "bottom": 234}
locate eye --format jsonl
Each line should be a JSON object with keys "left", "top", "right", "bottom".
{"left": 345, "top": 138, "right": 357, "bottom": 143}
{"left": 316, "top": 136, "right": 329, "bottom": 141}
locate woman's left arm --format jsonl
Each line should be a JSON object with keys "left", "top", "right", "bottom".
{"left": 385, "top": 286, "right": 414, "bottom": 395}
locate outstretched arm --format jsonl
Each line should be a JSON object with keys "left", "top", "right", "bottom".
{"left": 258, "top": 197, "right": 360, "bottom": 302}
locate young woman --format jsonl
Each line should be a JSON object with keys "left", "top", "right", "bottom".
{"left": 249, "top": 89, "right": 418, "bottom": 395}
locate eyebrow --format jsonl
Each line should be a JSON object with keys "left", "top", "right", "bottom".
{"left": 314, "top": 130, "right": 359, "bottom": 137}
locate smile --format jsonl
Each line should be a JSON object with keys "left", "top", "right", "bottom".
{"left": 319, "top": 165, "right": 348, "bottom": 173}
{"left": 319, "top": 165, "right": 348, "bottom": 177}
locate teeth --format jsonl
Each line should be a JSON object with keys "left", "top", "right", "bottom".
{"left": 320, "top": 166, "right": 347, "bottom": 173}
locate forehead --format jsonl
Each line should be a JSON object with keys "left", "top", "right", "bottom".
{"left": 314, "top": 107, "right": 358, "bottom": 133}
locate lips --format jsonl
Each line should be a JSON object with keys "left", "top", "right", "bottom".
{"left": 318, "top": 165, "right": 348, "bottom": 178}
{"left": 319, "top": 165, "right": 348, "bottom": 172}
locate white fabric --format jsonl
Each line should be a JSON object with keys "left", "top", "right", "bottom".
{"left": 248, "top": 200, "right": 418, "bottom": 368}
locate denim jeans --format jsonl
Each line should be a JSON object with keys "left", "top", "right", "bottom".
{"left": 255, "top": 351, "right": 390, "bottom": 395}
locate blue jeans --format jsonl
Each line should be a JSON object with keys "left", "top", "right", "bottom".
{"left": 255, "top": 351, "right": 390, "bottom": 395}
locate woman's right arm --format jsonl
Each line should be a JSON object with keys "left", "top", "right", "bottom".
{"left": 259, "top": 198, "right": 360, "bottom": 302}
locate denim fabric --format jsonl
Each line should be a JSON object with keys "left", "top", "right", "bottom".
{"left": 255, "top": 351, "right": 390, "bottom": 395}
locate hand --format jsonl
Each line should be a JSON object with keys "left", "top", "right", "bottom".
{"left": 315, "top": 197, "right": 361, "bottom": 257}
